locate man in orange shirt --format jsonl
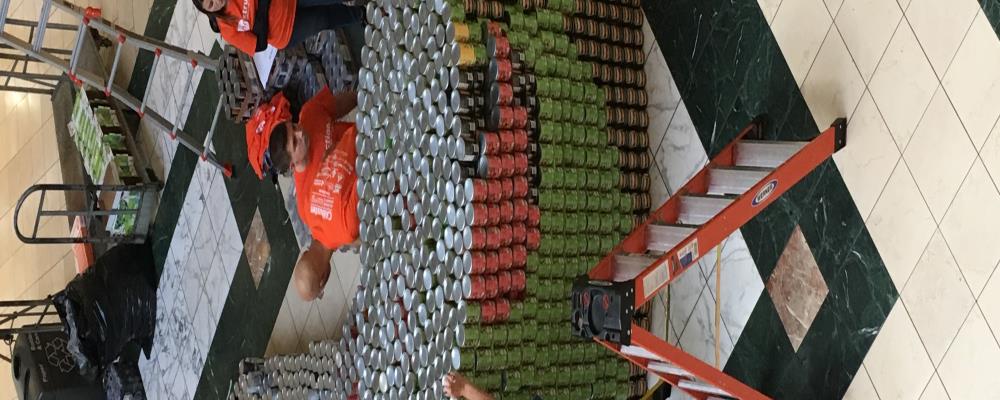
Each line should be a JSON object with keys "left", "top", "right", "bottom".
{"left": 247, "top": 87, "right": 358, "bottom": 301}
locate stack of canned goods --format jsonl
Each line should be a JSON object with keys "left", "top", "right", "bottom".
{"left": 563, "top": 0, "right": 651, "bottom": 226}
{"left": 219, "top": 45, "right": 266, "bottom": 122}
{"left": 230, "top": 338, "right": 359, "bottom": 400}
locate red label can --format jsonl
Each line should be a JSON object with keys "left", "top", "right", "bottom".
{"left": 471, "top": 251, "right": 488, "bottom": 274}
{"left": 499, "top": 154, "right": 515, "bottom": 178}
{"left": 497, "top": 247, "right": 513, "bottom": 271}
{"left": 471, "top": 203, "right": 490, "bottom": 227}
{"left": 486, "top": 251, "right": 500, "bottom": 274}
{"left": 512, "top": 106, "right": 528, "bottom": 129}
{"left": 513, "top": 153, "right": 529, "bottom": 175}
{"left": 511, "top": 270, "right": 526, "bottom": 293}
{"left": 481, "top": 300, "right": 496, "bottom": 322}
{"left": 485, "top": 275, "right": 499, "bottom": 298}
{"left": 486, "top": 226, "right": 502, "bottom": 249}
{"left": 495, "top": 83, "right": 514, "bottom": 107}
{"left": 526, "top": 227, "right": 540, "bottom": 250}
{"left": 498, "top": 130, "right": 515, "bottom": 153}
{"left": 512, "top": 178, "right": 529, "bottom": 199}
{"left": 512, "top": 245, "right": 527, "bottom": 268}
{"left": 486, "top": 21, "right": 504, "bottom": 37}
{"left": 487, "top": 179, "right": 503, "bottom": 203}
{"left": 511, "top": 222, "right": 527, "bottom": 245}
{"left": 512, "top": 129, "right": 529, "bottom": 152}
{"left": 499, "top": 224, "right": 513, "bottom": 247}
{"left": 469, "top": 276, "right": 487, "bottom": 299}
{"left": 512, "top": 198, "right": 529, "bottom": 222}
{"left": 493, "top": 58, "right": 513, "bottom": 82}
{"left": 487, "top": 203, "right": 501, "bottom": 226}
{"left": 491, "top": 36, "right": 511, "bottom": 58}
{"left": 494, "top": 299, "right": 510, "bottom": 322}
{"left": 500, "top": 178, "right": 515, "bottom": 201}
{"left": 482, "top": 132, "right": 501, "bottom": 155}
{"left": 527, "top": 206, "right": 541, "bottom": 227}
{"left": 497, "top": 271, "right": 512, "bottom": 294}
{"left": 470, "top": 179, "right": 490, "bottom": 202}
{"left": 499, "top": 201, "right": 514, "bottom": 223}
{"left": 471, "top": 227, "right": 488, "bottom": 250}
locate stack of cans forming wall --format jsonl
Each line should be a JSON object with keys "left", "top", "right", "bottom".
{"left": 563, "top": 0, "right": 650, "bottom": 228}
{"left": 230, "top": 340, "right": 356, "bottom": 399}
{"left": 219, "top": 45, "right": 266, "bottom": 122}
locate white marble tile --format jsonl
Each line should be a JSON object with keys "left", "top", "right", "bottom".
{"left": 942, "top": 13, "right": 1000, "bottom": 149}
{"left": 978, "top": 265, "right": 1000, "bottom": 341}
{"left": 903, "top": 87, "right": 977, "bottom": 222}
{"left": 299, "top": 304, "right": 331, "bottom": 351}
{"left": 982, "top": 120, "right": 1000, "bottom": 189}
{"left": 181, "top": 249, "right": 205, "bottom": 319}
{"left": 869, "top": 22, "right": 939, "bottom": 149}
{"left": 843, "top": 365, "right": 879, "bottom": 400}
{"left": 939, "top": 160, "right": 1000, "bottom": 295}
{"left": 863, "top": 299, "right": 935, "bottom": 400}
{"left": 905, "top": 0, "right": 979, "bottom": 77}
{"left": 902, "top": 231, "right": 976, "bottom": 365}
{"left": 655, "top": 104, "right": 708, "bottom": 192}
{"left": 866, "top": 162, "right": 936, "bottom": 289}
{"left": 668, "top": 266, "right": 708, "bottom": 337}
{"left": 640, "top": 12, "right": 655, "bottom": 57}
{"left": 833, "top": 91, "right": 901, "bottom": 219}
{"left": 649, "top": 152, "right": 671, "bottom": 208}
{"left": 218, "top": 207, "right": 244, "bottom": 281}
{"left": 645, "top": 45, "right": 682, "bottom": 153}
{"left": 192, "top": 212, "right": 219, "bottom": 279}
{"left": 180, "top": 174, "right": 206, "bottom": 238}
{"left": 920, "top": 374, "right": 950, "bottom": 400}
{"left": 801, "top": 28, "right": 866, "bottom": 128}
{"left": 758, "top": 0, "right": 784, "bottom": 25}
{"left": 770, "top": 0, "right": 834, "bottom": 85}
{"left": 834, "top": 0, "right": 903, "bottom": 82}
{"left": 204, "top": 171, "right": 230, "bottom": 240}
{"left": 938, "top": 307, "right": 1000, "bottom": 399}
{"left": 285, "top": 277, "right": 314, "bottom": 334}
{"left": 193, "top": 14, "right": 219, "bottom": 54}
{"left": 332, "top": 251, "right": 363, "bottom": 296}
{"left": 191, "top": 285, "right": 216, "bottom": 359}
{"left": 204, "top": 248, "right": 230, "bottom": 321}
{"left": 266, "top": 299, "right": 302, "bottom": 357}
{"left": 700, "top": 232, "right": 764, "bottom": 345}
{"left": 676, "top": 285, "right": 735, "bottom": 368}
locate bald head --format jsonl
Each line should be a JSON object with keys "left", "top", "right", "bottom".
{"left": 293, "top": 247, "right": 332, "bottom": 301}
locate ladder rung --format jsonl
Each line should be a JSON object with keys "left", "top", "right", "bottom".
{"left": 679, "top": 195, "right": 734, "bottom": 225}
{"left": 678, "top": 379, "right": 732, "bottom": 397}
{"left": 735, "top": 140, "right": 806, "bottom": 169}
{"left": 707, "top": 166, "right": 772, "bottom": 195}
{"left": 613, "top": 254, "right": 659, "bottom": 282}
{"left": 648, "top": 361, "right": 694, "bottom": 379}
{"left": 646, "top": 223, "right": 697, "bottom": 253}
{"left": 620, "top": 345, "right": 663, "bottom": 361}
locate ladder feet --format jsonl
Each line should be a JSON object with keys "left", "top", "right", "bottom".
{"left": 832, "top": 117, "right": 848, "bottom": 152}
{"left": 571, "top": 275, "right": 635, "bottom": 345}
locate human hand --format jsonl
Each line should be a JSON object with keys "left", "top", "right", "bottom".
{"left": 443, "top": 372, "right": 470, "bottom": 398}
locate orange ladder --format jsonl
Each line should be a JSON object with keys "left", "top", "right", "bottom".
{"left": 571, "top": 117, "right": 847, "bottom": 399}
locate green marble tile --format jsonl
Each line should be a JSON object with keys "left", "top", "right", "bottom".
{"left": 982, "top": 0, "right": 1000, "bottom": 39}
{"left": 126, "top": 0, "right": 178, "bottom": 99}
{"left": 643, "top": 0, "right": 896, "bottom": 397}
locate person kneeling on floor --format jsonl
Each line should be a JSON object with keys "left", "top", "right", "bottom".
{"left": 247, "top": 86, "right": 358, "bottom": 302}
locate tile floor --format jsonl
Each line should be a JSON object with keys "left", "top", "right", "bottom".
{"left": 3, "top": 0, "right": 999, "bottom": 398}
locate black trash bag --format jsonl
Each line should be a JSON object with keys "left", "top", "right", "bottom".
{"left": 104, "top": 361, "right": 147, "bottom": 400}
{"left": 53, "top": 243, "right": 158, "bottom": 377}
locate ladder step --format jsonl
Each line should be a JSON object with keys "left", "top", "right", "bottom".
{"left": 613, "top": 254, "right": 659, "bottom": 282}
{"left": 735, "top": 140, "right": 807, "bottom": 168}
{"left": 620, "top": 345, "right": 663, "bottom": 361}
{"left": 646, "top": 223, "right": 698, "bottom": 253}
{"left": 678, "top": 379, "right": 732, "bottom": 397}
{"left": 708, "top": 166, "right": 772, "bottom": 195}
{"left": 679, "top": 195, "right": 734, "bottom": 225}
{"left": 648, "top": 361, "right": 694, "bottom": 379}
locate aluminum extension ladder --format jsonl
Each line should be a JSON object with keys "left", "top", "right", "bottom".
{"left": 571, "top": 117, "right": 848, "bottom": 400}
{"left": 0, "top": 0, "right": 233, "bottom": 176}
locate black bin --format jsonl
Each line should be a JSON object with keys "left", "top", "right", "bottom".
{"left": 10, "top": 330, "right": 105, "bottom": 400}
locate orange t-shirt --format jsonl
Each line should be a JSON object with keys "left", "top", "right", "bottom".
{"left": 217, "top": 0, "right": 296, "bottom": 55}
{"left": 294, "top": 89, "right": 359, "bottom": 250}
